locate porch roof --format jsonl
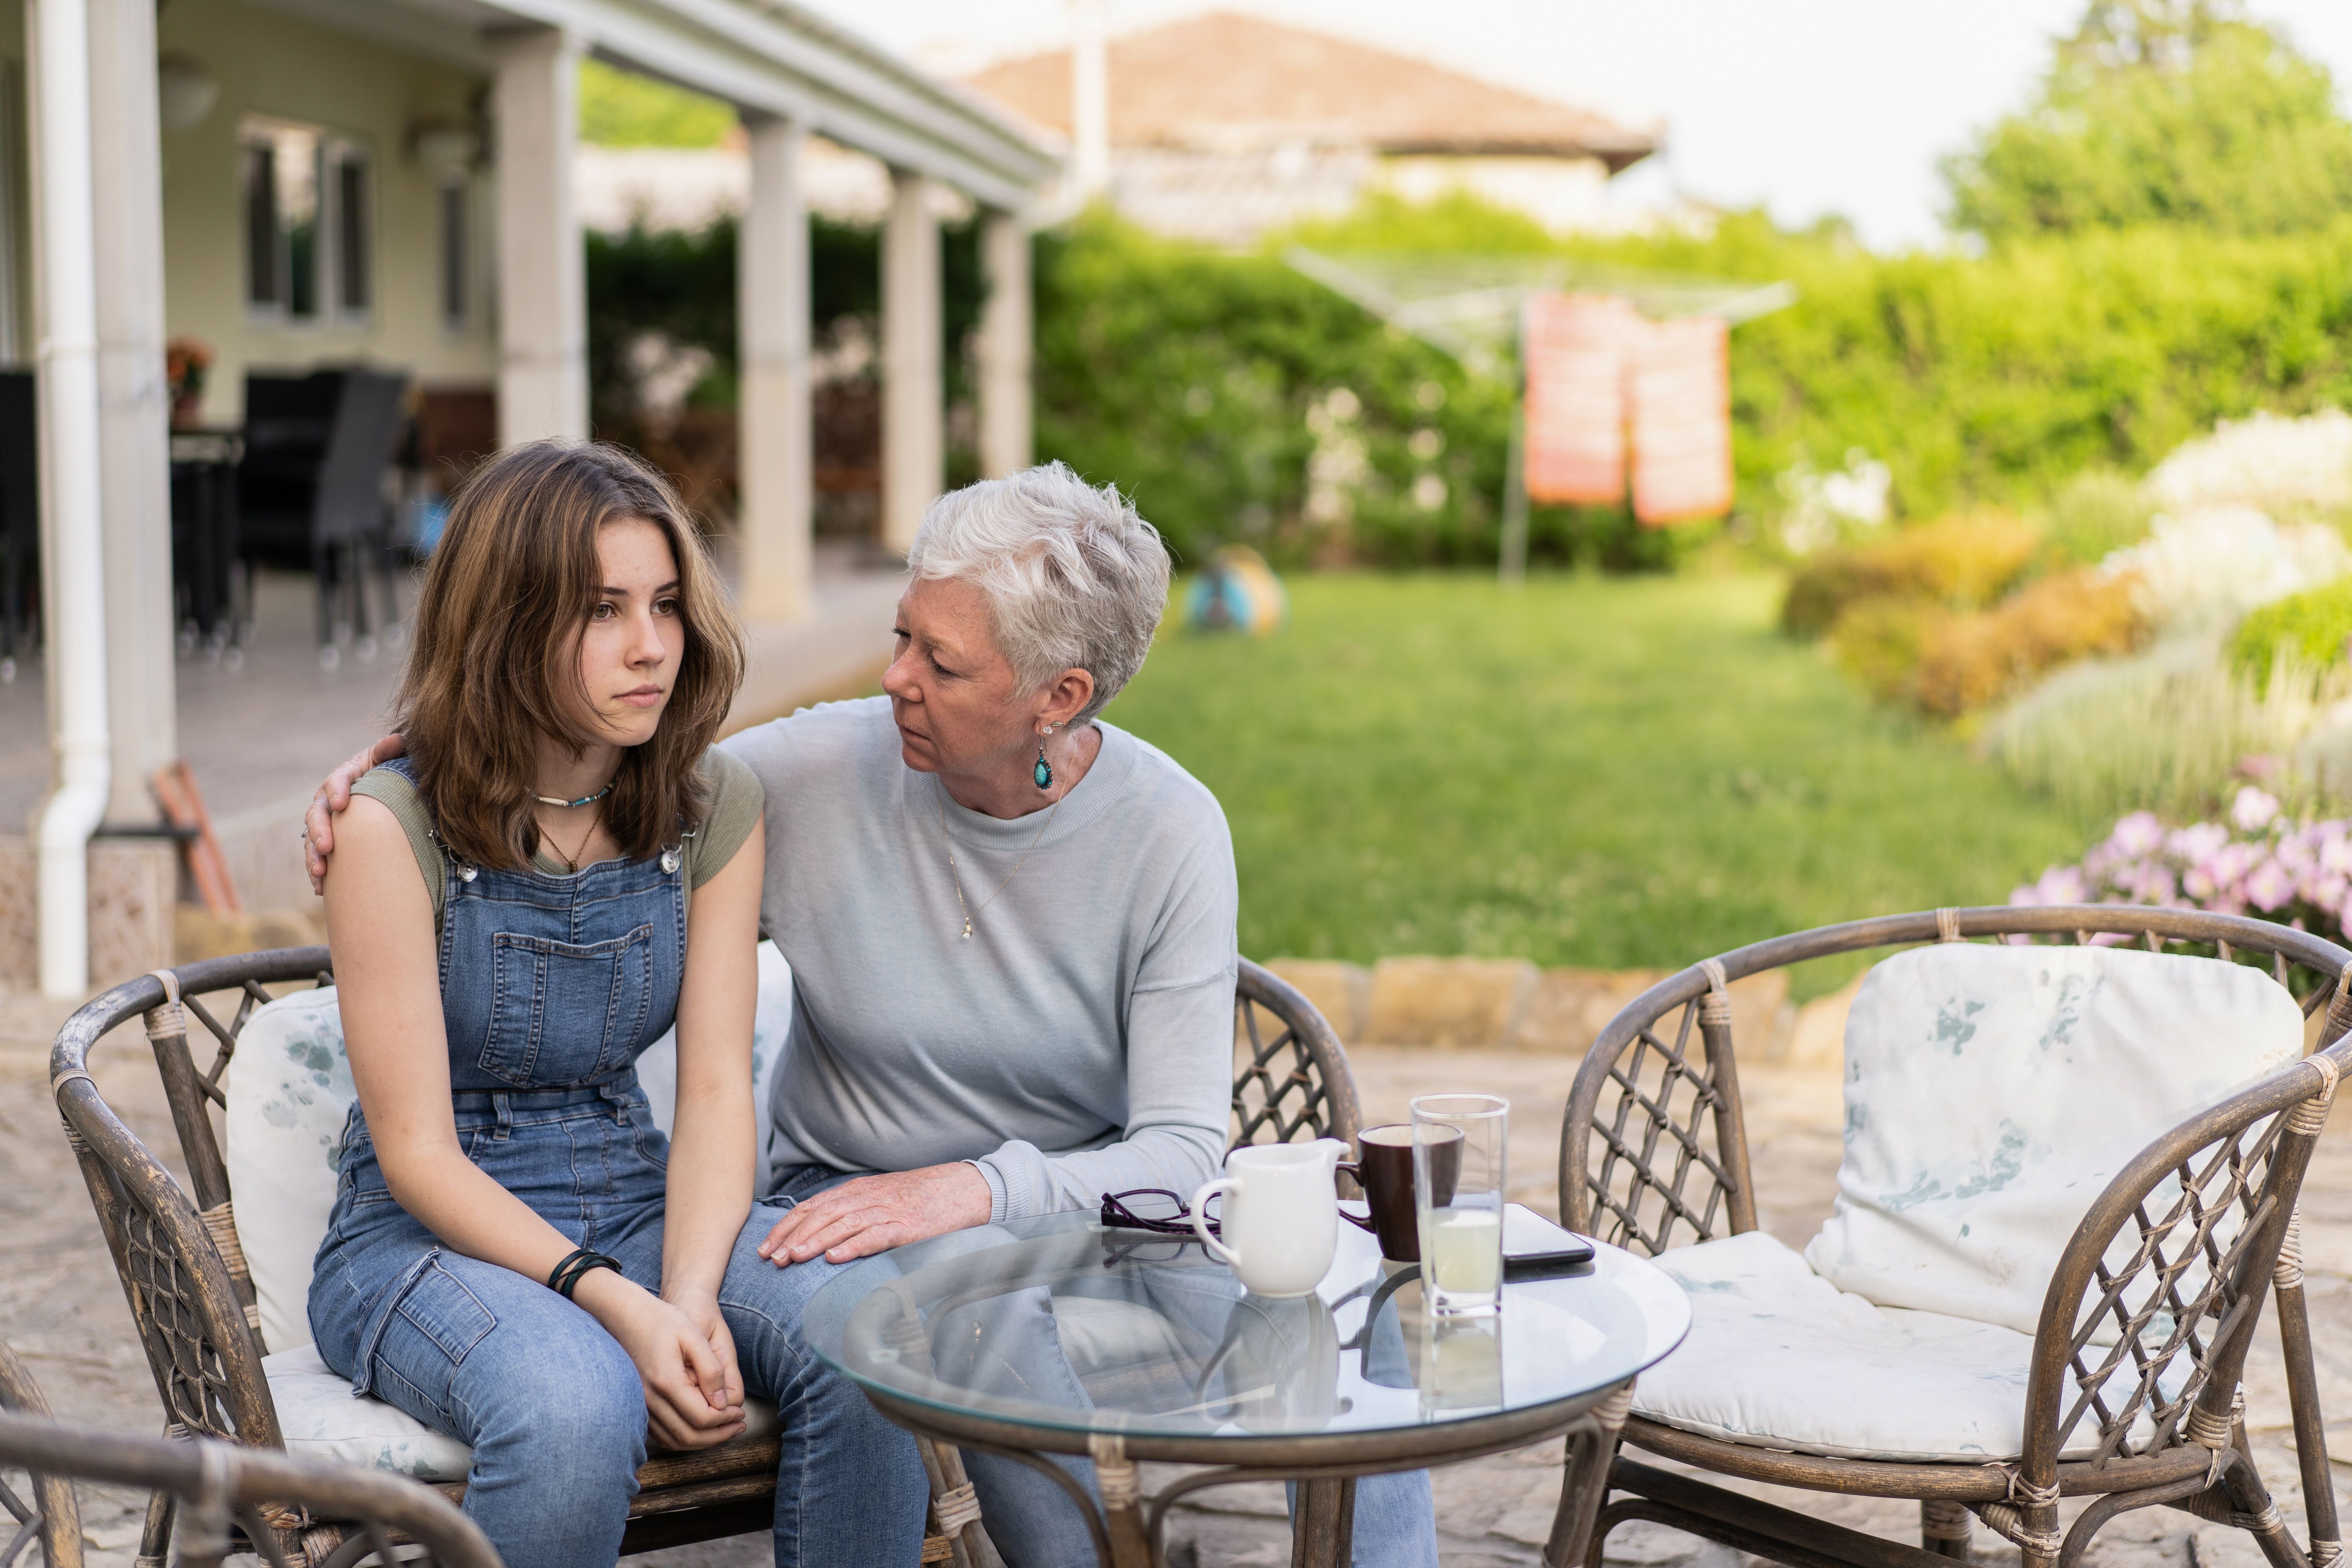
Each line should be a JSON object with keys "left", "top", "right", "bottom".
{"left": 242, "top": 0, "right": 1062, "bottom": 209}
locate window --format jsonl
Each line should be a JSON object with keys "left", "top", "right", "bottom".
{"left": 334, "top": 148, "right": 370, "bottom": 313}
{"left": 242, "top": 118, "right": 371, "bottom": 325}
{"left": 438, "top": 175, "right": 468, "bottom": 330}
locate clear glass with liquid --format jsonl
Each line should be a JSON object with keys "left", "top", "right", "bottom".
{"left": 1412, "top": 1094, "right": 1507, "bottom": 1316}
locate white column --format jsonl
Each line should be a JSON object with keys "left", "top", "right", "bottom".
{"left": 1069, "top": 0, "right": 1110, "bottom": 200}
{"left": 492, "top": 27, "right": 585, "bottom": 445}
{"left": 977, "top": 211, "right": 1032, "bottom": 479}
{"left": 737, "top": 114, "right": 810, "bottom": 621}
{"left": 88, "top": 0, "right": 173, "bottom": 822}
{"left": 880, "top": 169, "right": 942, "bottom": 555}
{"left": 25, "top": 0, "right": 112, "bottom": 996}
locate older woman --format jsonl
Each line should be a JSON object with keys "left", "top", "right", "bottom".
{"left": 307, "top": 462, "right": 1432, "bottom": 1568}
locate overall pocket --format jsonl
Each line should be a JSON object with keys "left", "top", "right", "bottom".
{"left": 479, "top": 925, "right": 655, "bottom": 1086}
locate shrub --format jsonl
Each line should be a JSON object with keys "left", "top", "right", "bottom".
{"left": 1982, "top": 639, "right": 2351, "bottom": 821}
{"left": 1907, "top": 568, "right": 2147, "bottom": 719}
{"left": 2232, "top": 577, "right": 2352, "bottom": 686}
{"left": 1782, "top": 513, "right": 2042, "bottom": 637}
{"left": 1385, "top": 203, "right": 2352, "bottom": 524}
{"left": 1830, "top": 599, "right": 1948, "bottom": 704}
{"left": 2039, "top": 469, "right": 2153, "bottom": 567}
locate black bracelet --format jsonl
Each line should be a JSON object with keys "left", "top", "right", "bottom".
{"left": 547, "top": 1247, "right": 623, "bottom": 1299}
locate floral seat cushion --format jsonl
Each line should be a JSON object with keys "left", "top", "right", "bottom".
{"left": 224, "top": 943, "right": 794, "bottom": 1475}
{"left": 1804, "top": 941, "right": 2301, "bottom": 1336}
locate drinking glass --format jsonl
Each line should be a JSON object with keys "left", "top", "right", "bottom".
{"left": 1418, "top": 1313, "right": 1504, "bottom": 1415}
{"left": 1412, "top": 1093, "right": 1506, "bottom": 1316}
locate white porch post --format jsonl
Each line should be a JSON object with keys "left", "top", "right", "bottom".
{"left": 25, "top": 0, "right": 111, "bottom": 996}
{"left": 88, "top": 0, "right": 173, "bottom": 822}
{"left": 492, "top": 27, "right": 586, "bottom": 445}
{"left": 880, "top": 168, "right": 941, "bottom": 555}
{"left": 736, "top": 114, "right": 811, "bottom": 621}
{"left": 976, "top": 211, "right": 1031, "bottom": 479}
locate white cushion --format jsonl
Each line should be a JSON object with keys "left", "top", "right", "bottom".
{"left": 226, "top": 987, "right": 358, "bottom": 1357}
{"left": 264, "top": 1343, "right": 782, "bottom": 1480}
{"left": 633, "top": 940, "right": 794, "bottom": 1156}
{"left": 264, "top": 1342, "right": 475, "bottom": 1480}
{"left": 1804, "top": 943, "right": 2302, "bottom": 1337}
{"left": 1632, "top": 1231, "right": 2173, "bottom": 1461}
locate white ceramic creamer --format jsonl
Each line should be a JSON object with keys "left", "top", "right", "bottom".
{"left": 1190, "top": 1139, "right": 1349, "bottom": 1298}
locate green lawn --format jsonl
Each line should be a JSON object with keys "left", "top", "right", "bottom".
{"left": 1103, "top": 573, "right": 2094, "bottom": 998}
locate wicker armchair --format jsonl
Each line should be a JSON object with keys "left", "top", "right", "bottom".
{"left": 0, "top": 1406, "right": 496, "bottom": 1568}
{"left": 1559, "top": 904, "right": 2350, "bottom": 1568}
{"left": 50, "top": 950, "right": 1360, "bottom": 1566}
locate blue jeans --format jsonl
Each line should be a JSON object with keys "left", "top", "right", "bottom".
{"left": 760, "top": 1167, "right": 1438, "bottom": 1568}
{"left": 311, "top": 1099, "right": 923, "bottom": 1568}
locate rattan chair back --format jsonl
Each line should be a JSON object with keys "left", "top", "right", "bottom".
{"left": 1232, "top": 959, "right": 1363, "bottom": 1154}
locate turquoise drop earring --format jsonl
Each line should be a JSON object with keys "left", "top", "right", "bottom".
{"left": 1034, "top": 724, "right": 1054, "bottom": 790}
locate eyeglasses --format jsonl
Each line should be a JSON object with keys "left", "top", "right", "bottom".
{"left": 1100, "top": 1187, "right": 1219, "bottom": 1237}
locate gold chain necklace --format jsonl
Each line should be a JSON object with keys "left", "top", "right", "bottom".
{"left": 935, "top": 779, "right": 1061, "bottom": 940}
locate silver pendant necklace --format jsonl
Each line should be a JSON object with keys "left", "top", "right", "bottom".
{"left": 936, "top": 778, "right": 1060, "bottom": 940}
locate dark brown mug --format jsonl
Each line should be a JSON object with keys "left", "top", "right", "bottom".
{"left": 1339, "top": 1122, "right": 1461, "bottom": 1263}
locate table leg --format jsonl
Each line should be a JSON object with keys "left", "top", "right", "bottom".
{"left": 1291, "top": 1475, "right": 1357, "bottom": 1568}
{"left": 1544, "top": 1381, "right": 1635, "bottom": 1568}
{"left": 1087, "top": 1434, "right": 1154, "bottom": 1568}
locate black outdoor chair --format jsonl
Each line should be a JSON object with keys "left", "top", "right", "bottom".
{"left": 0, "top": 369, "right": 36, "bottom": 683}
{"left": 239, "top": 367, "right": 409, "bottom": 665}
{"left": 171, "top": 430, "right": 245, "bottom": 660}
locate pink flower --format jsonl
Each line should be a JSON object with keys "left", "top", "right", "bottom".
{"left": 2232, "top": 787, "right": 2281, "bottom": 833}
{"left": 2170, "top": 823, "right": 2230, "bottom": 863}
{"left": 2109, "top": 811, "right": 2165, "bottom": 858}
{"left": 2319, "top": 875, "right": 2349, "bottom": 909}
{"left": 2320, "top": 829, "right": 2352, "bottom": 877}
{"left": 2035, "top": 866, "right": 2089, "bottom": 906}
{"left": 2246, "top": 857, "right": 2297, "bottom": 912}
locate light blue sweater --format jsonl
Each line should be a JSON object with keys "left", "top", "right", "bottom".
{"left": 721, "top": 697, "right": 1239, "bottom": 1220}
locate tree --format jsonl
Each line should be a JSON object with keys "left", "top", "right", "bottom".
{"left": 1943, "top": 0, "right": 2352, "bottom": 239}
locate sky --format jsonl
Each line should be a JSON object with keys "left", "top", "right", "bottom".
{"left": 800, "top": 0, "right": 2352, "bottom": 252}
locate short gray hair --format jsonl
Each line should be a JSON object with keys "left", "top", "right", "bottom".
{"left": 907, "top": 463, "right": 1171, "bottom": 723}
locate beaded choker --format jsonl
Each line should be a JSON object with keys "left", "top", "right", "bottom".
{"left": 534, "top": 781, "right": 614, "bottom": 809}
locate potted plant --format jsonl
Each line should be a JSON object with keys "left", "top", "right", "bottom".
{"left": 166, "top": 336, "right": 214, "bottom": 430}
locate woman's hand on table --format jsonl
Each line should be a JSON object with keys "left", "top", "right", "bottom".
{"left": 574, "top": 1272, "right": 746, "bottom": 1450}
{"left": 757, "top": 1163, "right": 993, "bottom": 1266}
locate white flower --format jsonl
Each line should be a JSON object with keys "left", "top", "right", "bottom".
{"left": 1776, "top": 448, "right": 1890, "bottom": 555}
{"left": 2102, "top": 506, "right": 2352, "bottom": 631}
{"left": 2147, "top": 409, "right": 2352, "bottom": 518}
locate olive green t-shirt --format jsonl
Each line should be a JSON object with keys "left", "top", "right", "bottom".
{"left": 349, "top": 746, "right": 763, "bottom": 928}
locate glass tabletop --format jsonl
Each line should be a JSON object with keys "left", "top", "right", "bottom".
{"left": 802, "top": 1210, "right": 1690, "bottom": 1442}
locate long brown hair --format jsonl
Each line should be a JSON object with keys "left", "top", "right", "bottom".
{"left": 395, "top": 441, "right": 746, "bottom": 869}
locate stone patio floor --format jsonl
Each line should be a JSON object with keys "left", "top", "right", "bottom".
{"left": 2, "top": 983, "right": 2347, "bottom": 1567}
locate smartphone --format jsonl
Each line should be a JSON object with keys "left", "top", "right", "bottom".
{"left": 1502, "top": 1203, "right": 1595, "bottom": 1278}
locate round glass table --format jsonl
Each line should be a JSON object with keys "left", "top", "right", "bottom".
{"left": 803, "top": 1210, "right": 1690, "bottom": 1568}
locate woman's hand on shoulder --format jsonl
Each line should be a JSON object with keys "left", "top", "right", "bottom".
{"left": 305, "top": 733, "right": 407, "bottom": 893}
{"left": 573, "top": 1272, "right": 747, "bottom": 1451}
{"left": 755, "top": 1162, "right": 993, "bottom": 1267}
